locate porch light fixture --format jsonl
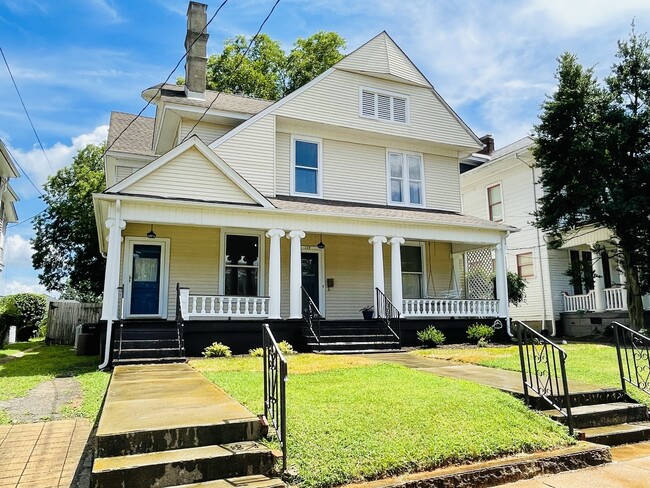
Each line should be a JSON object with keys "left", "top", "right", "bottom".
{"left": 147, "top": 225, "right": 157, "bottom": 239}
{"left": 317, "top": 234, "right": 325, "bottom": 250}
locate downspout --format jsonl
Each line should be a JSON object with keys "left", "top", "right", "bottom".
{"left": 515, "top": 153, "right": 556, "bottom": 336}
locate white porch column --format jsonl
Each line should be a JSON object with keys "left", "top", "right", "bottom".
{"left": 100, "top": 205, "right": 126, "bottom": 321}
{"left": 288, "top": 230, "right": 305, "bottom": 318}
{"left": 389, "top": 237, "right": 405, "bottom": 314}
{"left": 266, "top": 229, "right": 285, "bottom": 319}
{"left": 369, "top": 236, "right": 387, "bottom": 317}
{"left": 495, "top": 238, "right": 509, "bottom": 318}
{"left": 592, "top": 251, "right": 606, "bottom": 312}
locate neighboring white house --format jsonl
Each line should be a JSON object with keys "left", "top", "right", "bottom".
{"left": 93, "top": 2, "right": 516, "bottom": 361}
{"left": 461, "top": 136, "right": 646, "bottom": 335}
{"left": 0, "top": 139, "right": 20, "bottom": 274}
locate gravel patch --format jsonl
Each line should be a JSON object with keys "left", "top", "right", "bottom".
{"left": 0, "top": 376, "right": 82, "bottom": 423}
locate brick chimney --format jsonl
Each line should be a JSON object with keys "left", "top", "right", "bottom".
{"left": 184, "top": 2, "right": 209, "bottom": 99}
{"left": 478, "top": 134, "right": 495, "bottom": 156}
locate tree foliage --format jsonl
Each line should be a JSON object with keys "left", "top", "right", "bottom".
{"left": 31, "top": 144, "right": 106, "bottom": 298}
{"left": 206, "top": 31, "right": 345, "bottom": 100}
{"left": 0, "top": 293, "right": 47, "bottom": 346}
{"left": 532, "top": 27, "right": 650, "bottom": 328}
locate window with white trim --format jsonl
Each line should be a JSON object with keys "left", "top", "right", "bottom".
{"left": 401, "top": 245, "right": 424, "bottom": 298}
{"left": 517, "top": 252, "right": 534, "bottom": 278}
{"left": 388, "top": 151, "right": 424, "bottom": 206}
{"left": 291, "top": 137, "right": 321, "bottom": 196}
{"left": 487, "top": 183, "right": 503, "bottom": 221}
{"left": 224, "top": 234, "right": 260, "bottom": 296}
{"left": 360, "top": 88, "right": 409, "bottom": 123}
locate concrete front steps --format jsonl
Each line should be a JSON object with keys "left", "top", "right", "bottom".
{"left": 91, "top": 363, "right": 284, "bottom": 488}
{"left": 303, "top": 321, "right": 401, "bottom": 354}
{"left": 539, "top": 389, "right": 650, "bottom": 446}
{"left": 113, "top": 320, "right": 186, "bottom": 366}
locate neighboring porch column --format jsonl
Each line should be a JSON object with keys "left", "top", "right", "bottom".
{"left": 288, "top": 230, "right": 305, "bottom": 319}
{"left": 495, "top": 238, "right": 509, "bottom": 318}
{"left": 266, "top": 229, "right": 285, "bottom": 319}
{"left": 389, "top": 237, "right": 405, "bottom": 314}
{"left": 592, "top": 251, "right": 606, "bottom": 312}
{"left": 369, "top": 236, "right": 387, "bottom": 317}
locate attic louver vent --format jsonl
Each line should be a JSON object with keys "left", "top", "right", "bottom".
{"left": 360, "top": 88, "right": 408, "bottom": 124}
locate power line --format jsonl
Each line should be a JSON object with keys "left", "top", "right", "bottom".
{"left": 1, "top": 46, "right": 55, "bottom": 174}
{"left": 2, "top": 144, "right": 44, "bottom": 197}
{"left": 182, "top": 0, "right": 282, "bottom": 142}
{"left": 103, "top": 0, "right": 229, "bottom": 157}
{"left": 8, "top": 208, "right": 45, "bottom": 228}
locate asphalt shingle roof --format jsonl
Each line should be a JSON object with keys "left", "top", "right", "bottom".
{"left": 107, "top": 112, "right": 156, "bottom": 156}
{"left": 155, "top": 84, "right": 275, "bottom": 114}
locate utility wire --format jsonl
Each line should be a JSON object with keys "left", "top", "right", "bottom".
{"left": 182, "top": 0, "right": 281, "bottom": 142}
{"left": 8, "top": 208, "right": 45, "bottom": 228}
{"left": 103, "top": 0, "right": 229, "bottom": 157}
{"left": 1, "top": 46, "right": 55, "bottom": 174}
{"left": 2, "top": 144, "right": 44, "bottom": 197}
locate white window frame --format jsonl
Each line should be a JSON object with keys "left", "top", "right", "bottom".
{"left": 290, "top": 135, "right": 323, "bottom": 198}
{"left": 402, "top": 241, "right": 426, "bottom": 299}
{"left": 359, "top": 86, "right": 410, "bottom": 124}
{"left": 486, "top": 182, "right": 505, "bottom": 222}
{"left": 386, "top": 149, "right": 425, "bottom": 207}
{"left": 516, "top": 251, "right": 535, "bottom": 279}
{"left": 219, "top": 229, "right": 266, "bottom": 296}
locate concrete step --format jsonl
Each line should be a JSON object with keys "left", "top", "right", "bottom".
{"left": 112, "top": 357, "right": 187, "bottom": 367}
{"left": 525, "top": 388, "right": 628, "bottom": 410}
{"left": 116, "top": 348, "right": 183, "bottom": 359}
{"left": 169, "top": 475, "right": 285, "bottom": 487}
{"left": 580, "top": 421, "right": 650, "bottom": 446}
{"left": 92, "top": 441, "right": 274, "bottom": 488}
{"left": 543, "top": 402, "right": 648, "bottom": 429}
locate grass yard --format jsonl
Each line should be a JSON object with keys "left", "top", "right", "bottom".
{"left": 0, "top": 338, "right": 43, "bottom": 359}
{"left": 192, "top": 355, "right": 574, "bottom": 488}
{"left": 413, "top": 342, "right": 650, "bottom": 406}
{"left": 0, "top": 341, "right": 111, "bottom": 424}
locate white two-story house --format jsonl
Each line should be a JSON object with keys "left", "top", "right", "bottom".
{"left": 93, "top": 2, "right": 516, "bottom": 364}
{"left": 0, "top": 139, "right": 20, "bottom": 274}
{"left": 461, "top": 137, "right": 648, "bottom": 336}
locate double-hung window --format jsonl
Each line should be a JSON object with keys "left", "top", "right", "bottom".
{"left": 292, "top": 136, "right": 322, "bottom": 197}
{"left": 516, "top": 252, "right": 534, "bottom": 278}
{"left": 388, "top": 151, "right": 424, "bottom": 206}
{"left": 224, "top": 234, "right": 260, "bottom": 296}
{"left": 401, "top": 245, "right": 424, "bottom": 298}
{"left": 487, "top": 184, "right": 503, "bottom": 221}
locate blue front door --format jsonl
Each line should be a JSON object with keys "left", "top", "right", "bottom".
{"left": 130, "top": 244, "right": 161, "bottom": 315}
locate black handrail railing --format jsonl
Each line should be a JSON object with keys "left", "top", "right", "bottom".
{"left": 613, "top": 321, "right": 650, "bottom": 395}
{"left": 117, "top": 284, "right": 125, "bottom": 361}
{"left": 301, "top": 286, "right": 321, "bottom": 344}
{"left": 375, "top": 288, "right": 401, "bottom": 344}
{"left": 515, "top": 320, "right": 574, "bottom": 436}
{"left": 175, "top": 283, "right": 186, "bottom": 358}
{"left": 263, "top": 323, "right": 288, "bottom": 472}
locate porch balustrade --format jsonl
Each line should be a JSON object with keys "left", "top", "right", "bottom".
{"left": 402, "top": 298, "right": 500, "bottom": 317}
{"left": 563, "top": 287, "right": 628, "bottom": 312}
{"left": 605, "top": 287, "right": 627, "bottom": 311}
{"left": 179, "top": 289, "right": 269, "bottom": 318}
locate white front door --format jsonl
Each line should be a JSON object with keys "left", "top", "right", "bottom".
{"left": 123, "top": 237, "right": 170, "bottom": 318}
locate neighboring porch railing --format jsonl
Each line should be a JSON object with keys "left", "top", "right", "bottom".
{"left": 178, "top": 289, "right": 270, "bottom": 318}
{"left": 175, "top": 283, "right": 186, "bottom": 357}
{"left": 375, "top": 288, "right": 400, "bottom": 344}
{"left": 402, "top": 298, "right": 499, "bottom": 317}
{"left": 563, "top": 290, "right": 595, "bottom": 312}
{"left": 605, "top": 287, "right": 627, "bottom": 311}
{"left": 515, "top": 320, "right": 574, "bottom": 436}
{"left": 613, "top": 321, "right": 650, "bottom": 396}
{"left": 301, "top": 286, "right": 321, "bottom": 344}
{"left": 262, "top": 323, "right": 288, "bottom": 472}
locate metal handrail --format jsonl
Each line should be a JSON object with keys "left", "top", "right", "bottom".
{"left": 262, "top": 323, "right": 288, "bottom": 472}
{"left": 117, "top": 284, "right": 125, "bottom": 361}
{"left": 375, "top": 288, "right": 401, "bottom": 344}
{"left": 613, "top": 321, "right": 650, "bottom": 395}
{"left": 175, "top": 283, "right": 186, "bottom": 358}
{"left": 514, "top": 320, "right": 574, "bottom": 436}
{"left": 301, "top": 286, "right": 321, "bottom": 344}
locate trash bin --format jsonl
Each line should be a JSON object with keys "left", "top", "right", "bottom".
{"left": 76, "top": 323, "right": 100, "bottom": 356}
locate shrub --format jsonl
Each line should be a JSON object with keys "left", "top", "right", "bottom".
{"left": 249, "top": 347, "right": 264, "bottom": 357}
{"left": 477, "top": 337, "right": 489, "bottom": 348}
{"left": 202, "top": 342, "right": 232, "bottom": 358}
{"left": 417, "top": 326, "right": 446, "bottom": 347}
{"left": 467, "top": 323, "right": 494, "bottom": 344}
{"left": 278, "top": 341, "right": 296, "bottom": 355}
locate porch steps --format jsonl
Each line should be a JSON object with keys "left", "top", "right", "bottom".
{"left": 112, "top": 320, "right": 186, "bottom": 366}
{"left": 302, "top": 320, "right": 400, "bottom": 354}
{"left": 168, "top": 475, "right": 285, "bottom": 488}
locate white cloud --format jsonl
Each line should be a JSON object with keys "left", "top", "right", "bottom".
{"left": 87, "top": 0, "right": 124, "bottom": 23}
{"left": 2, "top": 279, "right": 48, "bottom": 296}
{"left": 4, "top": 234, "right": 34, "bottom": 266}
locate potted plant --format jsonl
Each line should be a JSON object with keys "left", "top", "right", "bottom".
{"left": 360, "top": 305, "right": 374, "bottom": 320}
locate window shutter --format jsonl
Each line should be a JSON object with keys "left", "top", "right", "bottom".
{"left": 361, "top": 90, "right": 375, "bottom": 117}
{"left": 393, "top": 97, "right": 407, "bottom": 123}
{"left": 377, "top": 94, "right": 391, "bottom": 120}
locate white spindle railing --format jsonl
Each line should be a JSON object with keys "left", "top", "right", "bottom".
{"left": 605, "top": 287, "right": 627, "bottom": 311}
{"left": 402, "top": 298, "right": 500, "bottom": 317}
{"left": 563, "top": 290, "right": 596, "bottom": 312}
{"left": 179, "top": 288, "right": 269, "bottom": 318}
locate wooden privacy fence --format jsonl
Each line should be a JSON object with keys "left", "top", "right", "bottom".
{"left": 46, "top": 301, "right": 102, "bottom": 345}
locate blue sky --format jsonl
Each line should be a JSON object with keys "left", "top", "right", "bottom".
{"left": 1, "top": 0, "right": 650, "bottom": 295}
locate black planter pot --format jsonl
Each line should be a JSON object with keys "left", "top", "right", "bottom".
{"left": 362, "top": 310, "right": 374, "bottom": 320}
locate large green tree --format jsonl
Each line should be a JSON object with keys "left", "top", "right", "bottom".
{"left": 533, "top": 29, "right": 650, "bottom": 329}
{"left": 205, "top": 31, "right": 345, "bottom": 100}
{"left": 32, "top": 143, "right": 106, "bottom": 299}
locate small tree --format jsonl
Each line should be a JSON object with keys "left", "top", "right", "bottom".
{"left": 0, "top": 293, "right": 47, "bottom": 344}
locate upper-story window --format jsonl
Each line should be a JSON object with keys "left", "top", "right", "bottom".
{"left": 387, "top": 151, "right": 424, "bottom": 206}
{"left": 487, "top": 183, "right": 503, "bottom": 221}
{"left": 360, "top": 87, "right": 409, "bottom": 124}
{"left": 291, "top": 136, "right": 322, "bottom": 197}
{"left": 517, "top": 252, "right": 534, "bottom": 278}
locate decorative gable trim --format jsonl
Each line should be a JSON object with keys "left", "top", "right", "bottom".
{"left": 106, "top": 135, "right": 273, "bottom": 208}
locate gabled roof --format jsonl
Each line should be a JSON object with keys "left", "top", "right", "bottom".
{"left": 107, "top": 112, "right": 156, "bottom": 156}
{"left": 106, "top": 136, "right": 272, "bottom": 208}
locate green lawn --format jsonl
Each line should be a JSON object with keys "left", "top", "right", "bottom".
{"left": 0, "top": 338, "right": 43, "bottom": 359}
{"left": 0, "top": 342, "right": 110, "bottom": 424}
{"left": 412, "top": 343, "right": 650, "bottom": 406}
{"left": 192, "top": 355, "right": 574, "bottom": 488}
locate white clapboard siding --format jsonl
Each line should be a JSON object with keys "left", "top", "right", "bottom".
{"left": 275, "top": 70, "right": 478, "bottom": 149}
{"left": 213, "top": 114, "right": 275, "bottom": 196}
{"left": 546, "top": 247, "right": 572, "bottom": 317}
{"left": 126, "top": 147, "right": 255, "bottom": 204}
{"left": 424, "top": 154, "right": 461, "bottom": 212}
{"left": 179, "top": 121, "right": 234, "bottom": 145}
{"left": 275, "top": 131, "right": 290, "bottom": 195}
